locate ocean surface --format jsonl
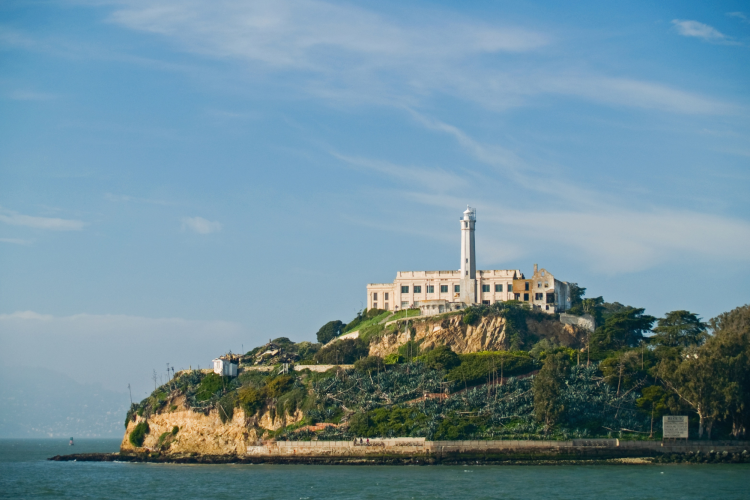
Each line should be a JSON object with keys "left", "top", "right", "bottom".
{"left": 1, "top": 439, "right": 749, "bottom": 499}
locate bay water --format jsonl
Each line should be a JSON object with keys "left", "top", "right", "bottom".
{"left": 1, "top": 439, "right": 748, "bottom": 499}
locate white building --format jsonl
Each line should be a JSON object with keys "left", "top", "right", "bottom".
{"left": 213, "top": 357, "right": 238, "bottom": 377}
{"left": 366, "top": 207, "right": 572, "bottom": 315}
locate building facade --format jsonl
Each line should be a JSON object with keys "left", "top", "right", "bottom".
{"left": 366, "top": 207, "right": 572, "bottom": 315}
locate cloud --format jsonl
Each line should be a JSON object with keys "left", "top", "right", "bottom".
{"left": 0, "top": 311, "right": 251, "bottom": 396}
{"left": 0, "top": 238, "right": 32, "bottom": 245}
{"left": 0, "top": 207, "right": 86, "bottom": 231}
{"left": 100, "top": 0, "right": 734, "bottom": 116}
{"left": 7, "top": 90, "right": 56, "bottom": 101}
{"left": 671, "top": 19, "right": 727, "bottom": 41}
{"left": 727, "top": 12, "right": 749, "bottom": 24}
{"left": 181, "top": 216, "right": 222, "bottom": 234}
{"left": 104, "top": 192, "right": 174, "bottom": 205}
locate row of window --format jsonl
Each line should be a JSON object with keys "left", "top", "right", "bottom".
{"left": 372, "top": 302, "right": 390, "bottom": 309}
{"left": 397, "top": 284, "right": 514, "bottom": 294}
{"left": 372, "top": 292, "right": 390, "bottom": 301}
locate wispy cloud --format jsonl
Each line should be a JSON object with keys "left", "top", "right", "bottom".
{"left": 672, "top": 19, "right": 727, "bottom": 41}
{"left": 0, "top": 237, "right": 32, "bottom": 245}
{"left": 727, "top": 12, "right": 749, "bottom": 24}
{"left": 104, "top": 193, "right": 174, "bottom": 206}
{"left": 99, "top": 0, "right": 735, "bottom": 116}
{"left": 7, "top": 90, "right": 56, "bottom": 101}
{"left": 181, "top": 216, "right": 222, "bottom": 234}
{"left": 0, "top": 207, "right": 86, "bottom": 231}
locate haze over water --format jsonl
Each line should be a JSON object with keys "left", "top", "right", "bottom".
{"left": 2, "top": 440, "right": 748, "bottom": 500}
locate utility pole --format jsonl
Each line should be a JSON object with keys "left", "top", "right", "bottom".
{"left": 128, "top": 384, "right": 133, "bottom": 406}
{"left": 152, "top": 369, "right": 157, "bottom": 391}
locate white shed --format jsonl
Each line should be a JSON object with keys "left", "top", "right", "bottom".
{"left": 212, "top": 358, "right": 238, "bottom": 377}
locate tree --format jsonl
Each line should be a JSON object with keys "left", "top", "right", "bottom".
{"left": 707, "top": 305, "right": 750, "bottom": 438}
{"left": 316, "top": 320, "right": 345, "bottom": 344}
{"left": 651, "top": 310, "right": 708, "bottom": 348}
{"left": 636, "top": 385, "right": 671, "bottom": 438}
{"left": 592, "top": 307, "right": 656, "bottom": 351}
{"left": 533, "top": 353, "right": 569, "bottom": 432}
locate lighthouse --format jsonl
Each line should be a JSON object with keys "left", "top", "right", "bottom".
{"left": 459, "top": 206, "right": 477, "bottom": 304}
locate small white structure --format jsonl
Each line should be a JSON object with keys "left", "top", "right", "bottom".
{"left": 418, "top": 299, "right": 465, "bottom": 317}
{"left": 213, "top": 357, "right": 238, "bottom": 377}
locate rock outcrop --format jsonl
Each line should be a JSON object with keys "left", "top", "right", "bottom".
{"left": 369, "top": 314, "right": 584, "bottom": 357}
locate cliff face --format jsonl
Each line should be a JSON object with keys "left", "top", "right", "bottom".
{"left": 120, "top": 399, "right": 304, "bottom": 456}
{"left": 369, "top": 314, "right": 584, "bottom": 357}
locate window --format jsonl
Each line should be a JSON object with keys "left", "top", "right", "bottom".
{"left": 465, "top": 271, "right": 468, "bottom": 276}
{"left": 401, "top": 286, "right": 409, "bottom": 293}
{"left": 524, "top": 282, "right": 530, "bottom": 291}
{"left": 524, "top": 293, "right": 529, "bottom": 301}
{"left": 544, "top": 283, "right": 548, "bottom": 288}
{"left": 546, "top": 293, "right": 555, "bottom": 304}
{"left": 441, "top": 285, "right": 448, "bottom": 293}
{"left": 373, "top": 293, "right": 378, "bottom": 300}
{"left": 401, "top": 301, "right": 408, "bottom": 308}
{"left": 482, "top": 284, "right": 490, "bottom": 292}
{"left": 541, "top": 271, "right": 545, "bottom": 276}
{"left": 482, "top": 300, "right": 490, "bottom": 305}
{"left": 384, "top": 293, "right": 389, "bottom": 300}
{"left": 385, "top": 303, "right": 389, "bottom": 310}
{"left": 514, "top": 293, "right": 520, "bottom": 300}
{"left": 495, "top": 284, "right": 503, "bottom": 292}
{"left": 538, "top": 282, "right": 541, "bottom": 288}
{"left": 427, "top": 285, "right": 434, "bottom": 293}
{"left": 464, "top": 221, "right": 468, "bottom": 228}
{"left": 373, "top": 303, "right": 378, "bottom": 309}
{"left": 454, "top": 285, "right": 460, "bottom": 293}
{"left": 508, "top": 284, "right": 513, "bottom": 292}
{"left": 414, "top": 285, "right": 422, "bottom": 293}
{"left": 545, "top": 305, "right": 549, "bottom": 311}
{"left": 535, "top": 293, "right": 543, "bottom": 300}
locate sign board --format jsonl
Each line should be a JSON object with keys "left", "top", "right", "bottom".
{"left": 662, "top": 415, "right": 688, "bottom": 438}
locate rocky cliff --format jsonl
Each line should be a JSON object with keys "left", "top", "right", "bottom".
{"left": 369, "top": 314, "right": 584, "bottom": 357}
{"left": 120, "top": 395, "right": 303, "bottom": 456}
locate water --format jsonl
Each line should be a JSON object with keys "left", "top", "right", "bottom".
{"left": 1, "top": 439, "right": 749, "bottom": 499}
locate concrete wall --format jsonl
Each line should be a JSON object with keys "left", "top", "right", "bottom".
{"left": 247, "top": 439, "right": 750, "bottom": 458}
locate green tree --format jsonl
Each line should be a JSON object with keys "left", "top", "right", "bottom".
{"left": 707, "top": 305, "right": 750, "bottom": 438}
{"left": 651, "top": 310, "right": 708, "bottom": 348}
{"left": 636, "top": 385, "right": 671, "bottom": 438}
{"left": 316, "top": 320, "right": 346, "bottom": 344}
{"left": 533, "top": 353, "right": 569, "bottom": 432}
{"left": 592, "top": 307, "right": 656, "bottom": 351}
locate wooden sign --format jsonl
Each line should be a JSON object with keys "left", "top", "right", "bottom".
{"left": 662, "top": 415, "right": 688, "bottom": 438}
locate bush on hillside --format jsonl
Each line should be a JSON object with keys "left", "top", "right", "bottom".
{"left": 314, "top": 339, "right": 369, "bottom": 364}
{"left": 265, "top": 375, "right": 294, "bottom": 398}
{"left": 421, "top": 345, "right": 460, "bottom": 371}
{"left": 354, "top": 355, "right": 385, "bottom": 373}
{"left": 446, "top": 352, "right": 536, "bottom": 386}
{"left": 129, "top": 421, "right": 150, "bottom": 447}
{"left": 195, "top": 373, "right": 227, "bottom": 402}
{"left": 383, "top": 353, "right": 404, "bottom": 365}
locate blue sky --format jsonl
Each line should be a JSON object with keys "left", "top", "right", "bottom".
{"left": 1, "top": 0, "right": 749, "bottom": 399}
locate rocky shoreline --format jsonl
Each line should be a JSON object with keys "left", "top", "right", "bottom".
{"left": 48, "top": 450, "right": 749, "bottom": 466}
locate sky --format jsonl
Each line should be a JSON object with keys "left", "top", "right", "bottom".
{"left": 1, "top": 0, "right": 749, "bottom": 421}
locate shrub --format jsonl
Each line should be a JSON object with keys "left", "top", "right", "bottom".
{"left": 171, "top": 425, "right": 179, "bottom": 435}
{"left": 195, "top": 373, "right": 226, "bottom": 402}
{"left": 265, "top": 375, "right": 294, "bottom": 398}
{"left": 354, "top": 356, "right": 385, "bottom": 373}
{"left": 446, "top": 351, "right": 535, "bottom": 386}
{"left": 218, "top": 392, "right": 237, "bottom": 423}
{"left": 384, "top": 353, "right": 404, "bottom": 365}
{"left": 463, "top": 311, "right": 479, "bottom": 325}
{"left": 421, "top": 345, "right": 460, "bottom": 371}
{"left": 129, "top": 421, "right": 150, "bottom": 447}
{"left": 314, "top": 339, "right": 369, "bottom": 364}
{"left": 238, "top": 385, "right": 265, "bottom": 415}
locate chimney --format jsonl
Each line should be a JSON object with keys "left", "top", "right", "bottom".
{"left": 534, "top": 263, "right": 538, "bottom": 274}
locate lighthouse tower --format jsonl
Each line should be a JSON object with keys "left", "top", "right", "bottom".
{"left": 459, "top": 206, "right": 477, "bottom": 304}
